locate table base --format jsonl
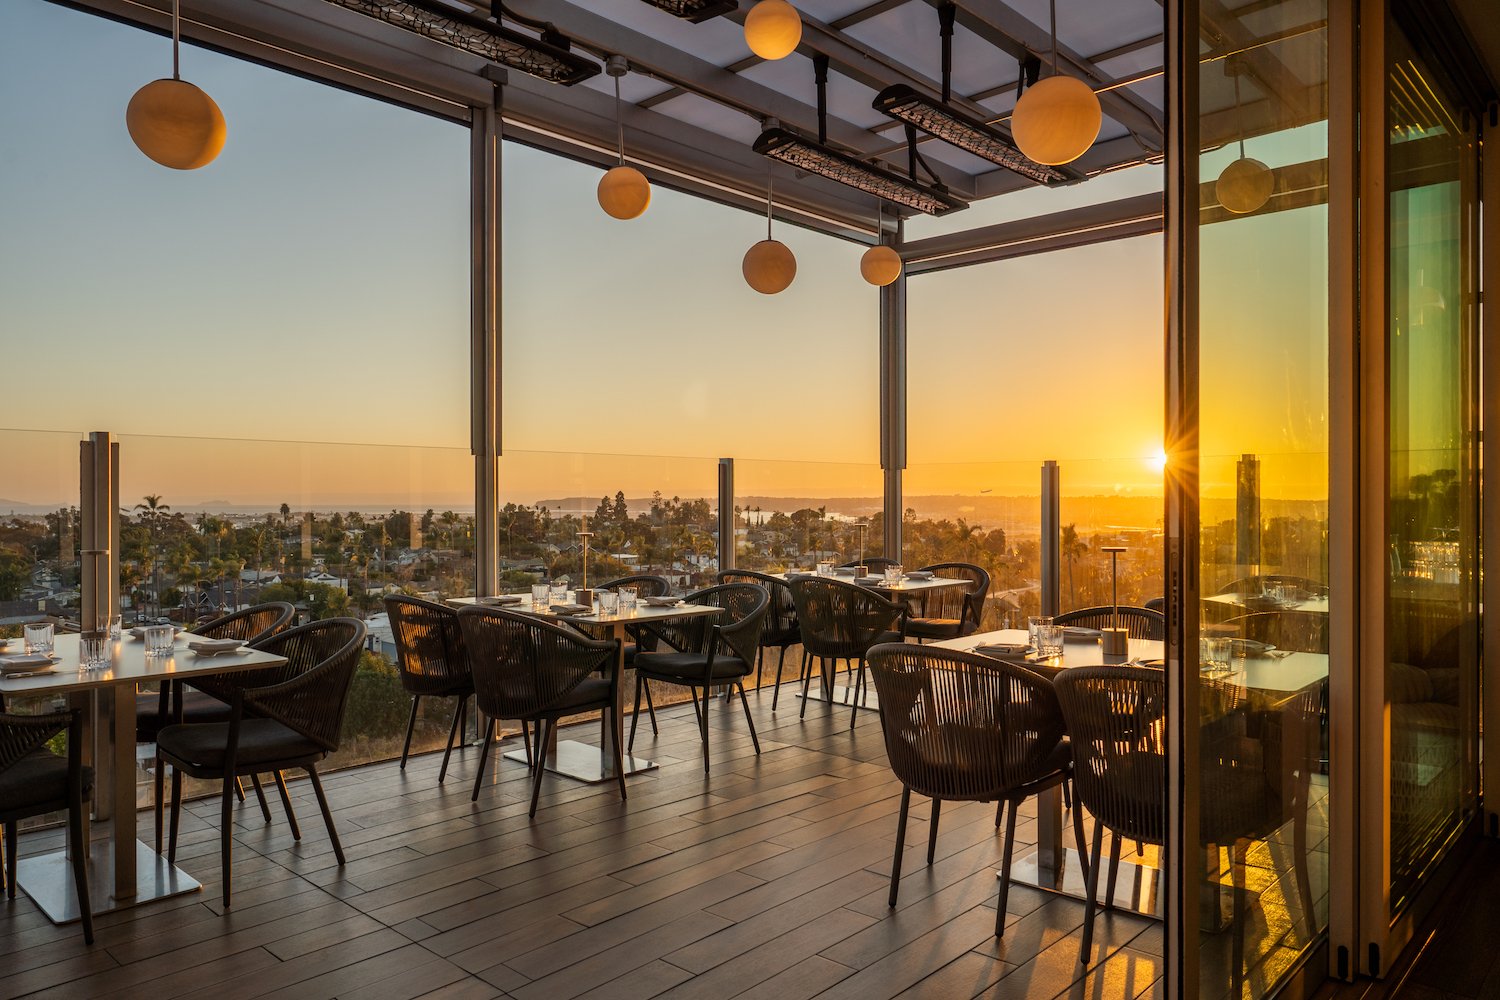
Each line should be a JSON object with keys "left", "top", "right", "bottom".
{"left": 1006, "top": 847, "right": 1163, "bottom": 920}
{"left": 17, "top": 839, "right": 201, "bottom": 924}
{"left": 504, "top": 740, "right": 657, "bottom": 784}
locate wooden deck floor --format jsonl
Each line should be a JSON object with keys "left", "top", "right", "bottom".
{"left": 1, "top": 684, "right": 1162, "bottom": 1000}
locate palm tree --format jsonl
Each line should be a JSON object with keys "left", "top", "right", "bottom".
{"left": 135, "top": 495, "right": 170, "bottom": 614}
{"left": 1061, "top": 524, "right": 1087, "bottom": 607}
{"left": 280, "top": 502, "right": 291, "bottom": 526}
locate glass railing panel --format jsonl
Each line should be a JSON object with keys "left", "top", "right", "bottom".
{"left": 732, "top": 457, "right": 885, "bottom": 573}
{"left": 0, "top": 429, "right": 85, "bottom": 635}
{"left": 496, "top": 449, "right": 721, "bottom": 591}
{"left": 902, "top": 460, "right": 1039, "bottom": 630}
{"left": 115, "top": 433, "right": 476, "bottom": 787}
{"left": 1057, "top": 456, "right": 1165, "bottom": 614}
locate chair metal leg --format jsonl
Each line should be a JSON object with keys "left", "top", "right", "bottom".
{"left": 220, "top": 773, "right": 236, "bottom": 909}
{"left": 399, "top": 695, "right": 420, "bottom": 770}
{"left": 273, "top": 771, "right": 300, "bottom": 841}
{"left": 250, "top": 773, "right": 272, "bottom": 824}
{"left": 888, "top": 785, "right": 911, "bottom": 908}
{"left": 696, "top": 686, "right": 711, "bottom": 774}
{"left": 771, "top": 646, "right": 790, "bottom": 711}
{"left": 168, "top": 769, "right": 183, "bottom": 862}
{"left": 1071, "top": 782, "right": 1091, "bottom": 884}
{"left": 755, "top": 645, "right": 764, "bottom": 691}
{"left": 528, "top": 718, "right": 551, "bottom": 818}
{"left": 4, "top": 821, "right": 15, "bottom": 900}
{"left": 520, "top": 718, "right": 532, "bottom": 767}
{"left": 1063, "top": 777, "right": 1072, "bottom": 810}
{"left": 1078, "top": 820, "right": 1106, "bottom": 966}
{"left": 154, "top": 755, "right": 165, "bottom": 855}
{"left": 996, "top": 797, "right": 1019, "bottom": 938}
{"left": 850, "top": 658, "right": 866, "bottom": 730}
{"left": 798, "top": 653, "right": 815, "bottom": 720}
{"left": 609, "top": 708, "right": 627, "bottom": 803}
{"left": 927, "top": 797, "right": 942, "bottom": 865}
{"left": 234, "top": 776, "right": 245, "bottom": 802}
{"left": 735, "top": 683, "right": 760, "bottom": 755}
{"left": 471, "top": 717, "right": 495, "bottom": 802}
{"left": 0, "top": 822, "right": 7, "bottom": 896}
{"left": 629, "top": 674, "right": 643, "bottom": 753}
{"left": 643, "top": 679, "right": 659, "bottom": 734}
{"left": 307, "top": 766, "right": 345, "bottom": 866}
{"left": 67, "top": 788, "right": 93, "bottom": 944}
{"left": 438, "top": 694, "right": 466, "bottom": 785}
{"left": 1105, "top": 831, "right": 1122, "bottom": 910}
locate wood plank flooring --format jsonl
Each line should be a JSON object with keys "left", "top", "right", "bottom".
{"left": 1, "top": 679, "right": 1161, "bottom": 1000}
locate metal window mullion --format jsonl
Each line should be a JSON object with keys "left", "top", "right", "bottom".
{"left": 472, "top": 86, "right": 502, "bottom": 597}
{"left": 881, "top": 224, "right": 906, "bottom": 560}
{"left": 1481, "top": 106, "right": 1500, "bottom": 843}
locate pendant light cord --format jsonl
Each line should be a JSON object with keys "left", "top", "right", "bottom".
{"left": 1232, "top": 70, "right": 1246, "bottom": 159}
{"left": 172, "top": 0, "right": 181, "bottom": 80}
{"left": 1048, "top": 0, "right": 1058, "bottom": 76}
{"left": 613, "top": 73, "right": 625, "bottom": 166}
{"left": 766, "top": 174, "right": 773, "bottom": 241}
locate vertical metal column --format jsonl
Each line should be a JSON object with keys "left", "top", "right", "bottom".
{"left": 880, "top": 224, "right": 906, "bottom": 561}
{"left": 1165, "top": 0, "right": 1203, "bottom": 990}
{"left": 472, "top": 75, "right": 503, "bottom": 596}
{"left": 718, "top": 458, "right": 735, "bottom": 571}
{"left": 1040, "top": 460, "right": 1060, "bottom": 617}
{"left": 79, "top": 432, "right": 120, "bottom": 834}
{"left": 1234, "top": 453, "right": 1261, "bottom": 573}
{"left": 1481, "top": 104, "right": 1500, "bottom": 843}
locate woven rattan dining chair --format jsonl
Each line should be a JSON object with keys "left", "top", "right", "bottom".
{"left": 137, "top": 601, "right": 297, "bottom": 825}
{"left": 867, "top": 643, "right": 1084, "bottom": 938}
{"left": 628, "top": 583, "right": 768, "bottom": 774}
{"left": 789, "top": 577, "right": 906, "bottom": 729}
{"left": 1054, "top": 605, "right": 1165, "bottom": 641}
{"left": 2, "top": 706, "right": 93, "bottom": 944}
{"left": 458, "top": 606, "right": 625, "bottom": 814}
{"left": 903, "top": 562, "right": 990, "bottom": 642}
{"left": 384, "top": 595, "right": 473, "bottom": 784}
{"left": 716, "top": 570, "right": 800, "bottom": 704}
{"left": 155, "top": 617, "right": 366, "bottom": 908}
{"left": 597, "top": 575, "right": 673, "bottom": 734}
{"left": 840, "top": 557, "right": 900, "bottom": 572}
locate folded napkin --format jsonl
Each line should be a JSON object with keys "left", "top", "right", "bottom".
{"left": 854, "top": 577, "right": 880, "bottom": 586}
{"left": 478, "top": 595, "right": 524, "bottom": 605}
{"left": 972, "top": 642, "right": 1030, "bottom": 659}
{"left": 904, "top": 570, "right": 934, "bottom": 580}
{"left": 188, "top": 638, "right": 244, "bottom": 653}
{"left": 642, "top": 596, "right": 682, "bottom": 607}
{"left": 1062, "top": 627, "right": 1102, "bottom": 640}
{"left": 833, "top": 568, "right": 856, "bottom": 576}
{"left": 549, "top": 603, "right": 592, "bottom": 615}
{"left": 1, "top": 653, "right": 55, "bottom": 673}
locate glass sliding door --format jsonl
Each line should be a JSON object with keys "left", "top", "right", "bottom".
{"left": 1194, "top": 1, "right": 1331, "bottom": 996}
{"left": 1382, "top": 17, "right": 1480, "bottom": 921}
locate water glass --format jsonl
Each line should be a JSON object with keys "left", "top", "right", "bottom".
{"left": 531, "top": 584, "right": 550, "bottom": 610}
{"left": 549, "top": 584, "right": 568, "bottom": 606}
{"left": 80, "top": 632, "right": 109, "bottom": 670}
{"left": 108, "top": 614, "right": 123, "bottom": 640}
{"left": 883, "top": 564, "right": 903, "bottom": 585}
{"left": 23, "top": 622, "right": 54, "bottom": 655}
{"left": 617, "top": 586, "right": 639, "bottom": 614}
{"left": 1035, "top": 624, "right": 1065, "bottom": 658}
{"left": 144, "top": 624, "right": 176, "bottom": 656}
{"left": 816, "top": 561, "right": 834, "bottom": 577}
{"left": 1026, "top": 615, "right": 1052, "bottom": 650}
{"left": 1200, "top": 635, "right": 1231, "bottom": 675}
{"left": 597, "top": 590, "right": 620, "bottom": 618}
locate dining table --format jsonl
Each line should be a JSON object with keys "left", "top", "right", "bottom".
{"left": 935, "top": 627, "right": 1329, "bottom": 917}
{"left": 447, "top": 594, "right": 725, "bottom": 784}
{"left": 1, "top": 629, "right": 288, "bottom": 924}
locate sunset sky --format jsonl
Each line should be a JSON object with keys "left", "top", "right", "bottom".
{"left": 1, "top": 1, "right": 1333, "bottom": 510}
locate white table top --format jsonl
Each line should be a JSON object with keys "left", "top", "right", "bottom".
{"left": 935, "top": 628, "right": 1329, "bottom": 698}
{"left": 0, "top": 632, "right": 288, "bottom": 697}
{"left": 445, "top": 595, "right": 724, "bottom": 627}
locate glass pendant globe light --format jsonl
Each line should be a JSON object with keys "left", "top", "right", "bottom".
{"left": 597, "top": 56, "right": 651, "bottom": 220}
{"left": 860, "top": 208, "right": 902, "bottom": 286}
{"left": 1215, "top": 59, "right": 1273, "bottom": 214}
{"left": 1010, "top": 0, "right": 1100, "bottom": 166}
{"left": 126, "top": 0, "right": 226, "bottom": 170}
{"left": 745, "top": 0, "right": 802, "bottom": 61}
{"left": 743, "top": 176, "right": 796, "bottom": 294}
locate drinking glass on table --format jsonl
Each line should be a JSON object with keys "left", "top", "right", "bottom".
{"left": 549, "top": 583, "right": 568, "bottom": 606}
{"left": 23, "top": 622, "right": 54, "bottom": 656}
{"left": 108, "top": 614, "right": 123, "bottom": 640}
{"left": 882, "top": 564, "right": 903, "bottom": 585}
{"left": 1026, "top": 615, "right": 1052, "bottom": 651}
{"left": 617, "top": 586, "right": 638, "bottom": 614}
{"left": 816, "top": 561, "right": 834, "bottom": 577}
{"left": 80, "top": 631, "right": 109, "bottom": 670}
{"left": 531, "top": 584, "right": 549, "bottom": 610}
{"left": 144, "top": 624, "right": 176, "bottom": 657}
{"left": 597, "top": 590, "right": 619, "bottom": 618}
{"left": 1035, "top": 624, "right": 1065, "bottom": 658}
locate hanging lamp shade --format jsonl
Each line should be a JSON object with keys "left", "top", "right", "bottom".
{"left": 744, "top": 0, "right": 801, "bottom": 60}
{"left": 1215, "top": 156, "right": 1274, "bottom": 214}
{"left": 743, "top": 239, "right": 796, "bottom": 294}
{"left": 1010, "top": 75, "right": 1100, "bottom": 166}
{"left": 126, "top": 78, "right": 226, "bottom": 170}
{"left": 860, "top": 245, "right": 902, "bottom": 286}
{"left": 597, "top": 165, "right": 651, "bottom": 219}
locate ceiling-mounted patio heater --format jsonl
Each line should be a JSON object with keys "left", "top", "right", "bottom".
{"left": 636, "top": 0, "right": 738, "bottom": 22}
{"left": 873, "top": 4, "right": 1079, "bottom": 185}
{"left": 321, "top": 0, "right": 600, "bottom": 85}
{"left": 754, "top": 53, "right": 968, "bottom": 216}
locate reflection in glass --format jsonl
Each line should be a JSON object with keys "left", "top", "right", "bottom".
{"left": 1384, "top": 25, "right": 1479, "bottom": 915}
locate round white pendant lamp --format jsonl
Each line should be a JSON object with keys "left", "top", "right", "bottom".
{"left": 744, "top": 177, "right": 796, "bottom": 294}
{"left": 1009, "top": 0, "right": 1100, "bottom": 166}
{"left": 1215, "top": 58, "right": 1274, "bottom": 215}
{"left": 745, "top": 0, "right": 802, "bottom": 61}
{"left": 597, "top": 56, "right": 650, "bottom": 220}
{"left": 126, "top": 0, "right": 225, "bottom": 170}
{"left": 860, "top": 245, "right": 902, "bottom": 287}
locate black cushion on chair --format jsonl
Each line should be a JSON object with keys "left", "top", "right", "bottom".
{"left": 156, "top": 718, "right": 324, "bottom": 770}
{"left": 539, "top": 677, "right": 614, "bottom": 716}
{"left": 904, "top": 618, "right": 964, "bottom": 640}
{"left": 0, "top": 751, "right": 94, "bottom": 814}
{"left": 137, "top": 689, "right": 233, "bottom": 740}
{"left": 633, "top": 652, "right": 751, "bottom": 682}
